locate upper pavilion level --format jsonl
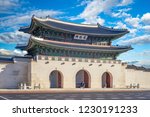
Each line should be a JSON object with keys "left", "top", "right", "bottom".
{"left": 17, "top": 16, "right": 132, "bottom": 59}
{"left": 19, "top": 16, "right": 129, "bottom": 46}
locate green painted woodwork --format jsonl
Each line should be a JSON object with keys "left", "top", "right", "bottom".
{"left": 27, "top": 43, "right": 118, "bottom": 59}
{"left": 32, "top": 27, "right": 114, "bottom": 45}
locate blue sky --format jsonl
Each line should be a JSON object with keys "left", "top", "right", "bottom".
{"left": 0, "top": 0, "right": 150, "bottom": 67}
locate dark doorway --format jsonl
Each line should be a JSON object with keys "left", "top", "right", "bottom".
{"left": 76, "top": 70, "right": 90, "bottom": 88}
{"left": 49, "top": 70, "right": 63, "bottom": 88}
{"left": 102, "top": 72, "right": 113, "bottom": 88}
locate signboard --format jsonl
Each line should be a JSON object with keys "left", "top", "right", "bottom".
{"left": 74, "top": 34, "right": 88, "bottom": 40}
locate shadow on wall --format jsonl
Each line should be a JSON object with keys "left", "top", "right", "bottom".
{"left": 0, "top": 62, "right": 28, "bottom": 89}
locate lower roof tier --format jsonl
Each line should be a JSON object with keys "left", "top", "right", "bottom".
{"left": 17, "top": 36, "right": 132, "bottom": 52}
{"left": 16, "top": 36, "right": 133, "bottom": 59}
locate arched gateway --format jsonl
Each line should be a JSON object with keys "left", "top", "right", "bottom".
{"left": 49, "top": 70, "right": 63, "bottom": 88}
{"left": 102, "top": 72, "right": 113, "bottom": 88}
{"left": 76, "top": 70, "right": 90, "bottom": 88}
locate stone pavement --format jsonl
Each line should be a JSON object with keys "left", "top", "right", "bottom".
{"left": 0, "top": 88, "right": 150, "bottom": 94}
{"left": 0, "top": 89, "right": 150, "bottom": 100}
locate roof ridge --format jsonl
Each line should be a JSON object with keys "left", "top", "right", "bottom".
{"left": 33, "top": 15, "right": 98, "bottom": 28}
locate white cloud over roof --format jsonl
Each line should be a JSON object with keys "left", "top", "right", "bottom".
{"left": 0, "top": 31, "right": 30, "bottom": 43}
{"left": 0, "top": 9, "right": 63, "bottom": 43}
{"left": 119, "top": 35, "right": 150, "bottom": 45}
{"left": 70, "top": 0, "right": 134, "bottom": 25}
{"left": 0, "top": 49, "right": 27, "bottom": 56}
{"left": 0, "top": 9, "right": 63, "bottom": 29}
{"left": 125, "top": 17, "right": 140, "bottom": 27}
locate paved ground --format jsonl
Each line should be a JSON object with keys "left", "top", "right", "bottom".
{"left": 0, "top": 91, "right": 150, "bottom": 100}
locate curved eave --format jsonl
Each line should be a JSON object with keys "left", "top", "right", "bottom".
{"left": 19, "top": 16, "right": 37, "bottom": 33}
{"left": 16, "top": 39, "right": 34, "bottom": 50}
{"left": 0, "top": 56, "right": 14, "bottom": 63}
{"left": 27, "top": 36, "right": 132, "bottom": 53}
{"left": 19, "top": 16, "right": 129, "bottom": 37}
{"left": 19, "top": 27, "right": 30, "bottom": 33}
{"left": 16, "top": 45, "right": 27, "bottom": 50}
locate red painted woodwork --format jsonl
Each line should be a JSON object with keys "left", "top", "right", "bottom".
{"left": 58, "top": 72, "right": 62, "bottom": 88}
{"left": 106, "top": 73, "right": 111, "bottom": 88}
{"left": 84, "top": 71, "right": 89, "bottom": 88}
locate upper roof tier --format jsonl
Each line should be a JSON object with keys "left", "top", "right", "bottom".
{"left": 19, "top": 16, "right": 129, "bottom": 37}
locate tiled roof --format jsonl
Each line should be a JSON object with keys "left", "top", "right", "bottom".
{"left": 0, "top": 56, "right": 14, "bottom": 63}
{"left": 19, "top": 16, "right": 129, "bottom": 36}
{"left": 126, "top": 65, "right": 150, "bottom": 72}
{"left": 17, "top": 36, "right": 132, "bottom": 53}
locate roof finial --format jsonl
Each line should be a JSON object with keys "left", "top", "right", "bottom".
{"left": 46, "top": 15, "right": 50, "bottom": 19}
{"left": 32, "top": 14, "right": 35, "bottom": 18}
{"left": 97, "top": 23, "right": 101, "bottom": 27}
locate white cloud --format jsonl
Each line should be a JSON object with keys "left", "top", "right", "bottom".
{"left": 0, "top": 49, "right": 12, "bottom": 55}
{"left": 118, "top": 8, "right": 132, "bottom": 12}
{"left": 142, "top": 25, "right": 150, "bottom": 33}
{"left": 112, "top": 11, "right": 131, "bottom": 18}
{"left": 0, "top": 9, "right": 63, "bottom": 29}
{"left": 76, "top": 0, "right": 91, "bottom": 7}
{"left": 118, "top": 0, "right": 133, "bottom": 6}
{"left": 70, "top": 0, "right": 135, "bottom": 25}
{"left": 118, "top": 13, "right": 150, "bottom": 35}
{"left": 114, "top": 15, "right": 143, "bottom": 36}
{"left": 141, "top": 13, "right": 150, "bottom": 25}
{"left": 114, "top": 21, "right": 139, "bottom": 37}
{"left": 0, "top": 31, "right": 30, "bottom": 43}
{"left": 82, "top": 16, "right": 105, "bottom": 24}
{"left": 137, "top": 50, "right": 150, "bottom": 57}
{"left": 114, "top": 21, "right": 138, "bottom": 36}
{"left": 114, "top": 21, "right": 127, "bottom": 29}
{"left": 125, "top": 50, "right": 150, "bottom": 68}
{"left": 135, "top": 60, "right": 150, "bottom": 68}
{"left": 112, "top": 8, "right": 131, "bottom": 18}
{"left": 30, "top": 10, "right": 63, "bottom": 18}
{"left": 0, "top": 9, "right": 63, "bottom": 44}
{"left": 119, "top": 35, "right": 150, "bottom": 45}
{"left": 0, "top": 49, "right": 27, "bottom": 56}
{"left": 128, "top": 28, "right": 137, "bottom": 35}
{"left": 0, "top": 0, "right": 22, "bottom": 14}
{"left": 80, "top": 0, "right": 119, "bottom": 17}
{"left": 0, "top": 0, "right": 18, "bottom": 7}
{"left": 125, "top": 17, "right": 140, "bottom": 27}
{"left": 70, "top": 0, "right": 122, "bottom": 24}
{"left": 127, "top": 60, "right": 150, "bottom": 68}
{"left": 13, "top": 49, "right": 27, "bottom": 56}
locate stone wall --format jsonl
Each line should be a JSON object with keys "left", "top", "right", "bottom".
{"left": 30, "top": 56, "right": 127, "bottom": 89}
{"left": 0, "top": 55, "right": 150, "bottom": 89}
{"left": 125, "top": 69, "right": 150, "bottom": 88}
{"left": 0, "top": 58, "right": 30, "bottom": 89}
